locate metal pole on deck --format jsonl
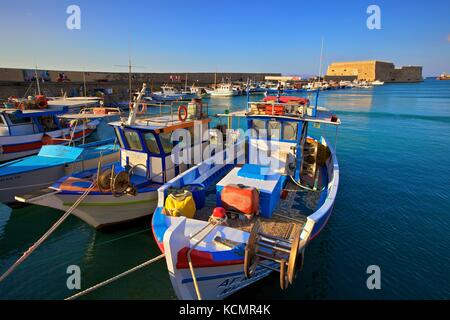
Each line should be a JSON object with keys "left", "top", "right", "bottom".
{"left": 246, "top": 78, "right": 250, "bottom": 112}
{"left": 34, "top": 65, "right": 41, "bottom": 95}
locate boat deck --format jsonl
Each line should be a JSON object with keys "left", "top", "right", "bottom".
{"left": 194, "top": 179, "right": 317, "bottom": 240}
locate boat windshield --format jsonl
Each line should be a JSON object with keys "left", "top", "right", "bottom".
{"left": 7, "top": 114, "right": 32, "bottom": 125}
{"left": 124, "top": 129, "right": 143, "bottom": 151}
{"left": 283, "top": 122, "right": 298, "bottom": 141}
{"left": 159, "top": 132, "right": 174, "bottom": 154}
{"left": 251, "top": 119, "right": 266, "bottom": 138}
{"left": 143, "top": 132, "right": 160, "bottom": 154}
{"left": 268, "top": 121, "right": 281, "bottom": 139}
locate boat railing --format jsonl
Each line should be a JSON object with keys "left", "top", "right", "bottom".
{"left": 131, "top": 101, "right": 210, "bottom": 120}
{"left": 247, "top": 101, "right": 309, "bottom": 117}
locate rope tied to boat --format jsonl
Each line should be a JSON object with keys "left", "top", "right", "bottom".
{"left": 0, "top": 182, "right": 96, "bottom": 283}
{"left": 187, "top": 215, "right": 226, "bottom": 300}
{"left": 65, "top": 253, "right": 165, "bottom": 300}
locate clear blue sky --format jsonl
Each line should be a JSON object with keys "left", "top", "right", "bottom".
{"left": 0, "top": 0, "right": 448, "bottom": 76}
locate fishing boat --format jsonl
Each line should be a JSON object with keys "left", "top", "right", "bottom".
{"left": 0, "top": 104, "right": 100, "bottom": 162}
{"left": 189, "top": 85, "right": 210, "bottom": 97}
{"left": 371, "top": 80, "right": 384, "bottom": 85}
{"left": 151, "top": 85, "right": 196, "bottom": 102}
{"left": 16, "top": 84, "right": 214, "bottom": 230}
{"left": 437, "top": 73, "right": 450, "bottom": 80}
{"left": 152, "top": 95, "right": 340, "bottom": 300}
{"left": 1, "top": 138, "right": 119, "bottom": 204}
{"left": 209, "top": 83, "right": 238, "bottom": 97}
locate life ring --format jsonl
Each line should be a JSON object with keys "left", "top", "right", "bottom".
{"left": 137, "top": 103, "right": 147, "bottom": 114}
{"left": 178, "top": 105, "right": 188, "bottom": 122}
{"left": 129, "top": 103, "right": 147, "bottom": 114}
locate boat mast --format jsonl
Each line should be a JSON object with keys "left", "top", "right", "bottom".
{"left": 318, "top": 37, "right": 324, "bottom": 82}
{"left": 314, "top": 37, "right": 324, "bottom": 116}
{"left": 34, "top": 65, "right": 41, "bottom": 95}
{"left": 128, "top": 58, "right": 132, "bottom": 102}
{"left": 83, "top": 68, "right": 87, "bottom": 97}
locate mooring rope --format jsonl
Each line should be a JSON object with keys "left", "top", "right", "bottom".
{"left": 65, "top": 253, "right": 165, "bottom": 300}
{"left": 0, "top": 182, "right": 96, "bottom": 283}
{"left": 22, "top": 227, "right": 153, "bottom": 269}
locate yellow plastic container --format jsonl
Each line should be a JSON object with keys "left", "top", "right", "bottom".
{"left": 164, "top": 190, "right": 196, "bottom": 218}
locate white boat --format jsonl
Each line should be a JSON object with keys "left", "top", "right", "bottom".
{"left": 152, "top": 95, "right": 341, "bottom": 300}
{"left": 371, "top": 80, "right": 384, "bottom": 85}
{"left": 209, "top": 83, "right": 238, "bottom": 97}
{"left": 0, "top": 105, "right": 100, "bottom": 162}
{"left": 16, "top": 84, "right": 214, "bottom": 229}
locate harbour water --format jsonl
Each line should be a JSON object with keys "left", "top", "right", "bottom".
{"left": 0, "top": 79, "right": 449, "bottom": 299}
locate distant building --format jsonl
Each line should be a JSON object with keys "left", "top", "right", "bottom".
{"left": 325, "top": 60, "right": 422, "bottom": 82}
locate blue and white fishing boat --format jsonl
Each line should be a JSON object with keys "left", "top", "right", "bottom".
{"left": 2, "top": 138, "right": 119, "bottom": 204}
{"left": 150, "top": 85, "right": 196, "bottom": 102}
{"left": 263, "top": 88, "right": 305, "bottom": 95}
{"left": 0, "top": 108, "right": 100, "bottom": 163}
{"left": 17, "top": 84, "right": 213, "bottom": 229}
{"left": 152, "top": 95, "right": 340, "bottom": 300}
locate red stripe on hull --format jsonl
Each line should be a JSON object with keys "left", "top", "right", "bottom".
{"left": 1, "top": 129, "right": 94, "bottom": 153}
{"left": 176, "top": 247, "right": 243, "bottom": 269}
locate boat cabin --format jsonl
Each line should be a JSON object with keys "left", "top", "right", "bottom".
{"left": 109, "top": 114, "right": 211, "bottom": 183}
{"left": 0, "top": 107, "right": 70, "bottom": 137}
{"left": 159, "top": 85, "right": 179, "bottom": 95}
{"left": 218, "top": 96, "right": 340, "bottom": 185}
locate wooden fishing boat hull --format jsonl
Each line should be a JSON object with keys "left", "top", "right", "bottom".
{"left": 2, "top": 141, "right": 118, "bottom": 204}
{"left": 152, "top": 141, "right": 339, "bottom": 300}
{"left": 27, "top": 189, "right": 158, "bottom": 229}
{"left": 0, "top": 165, "right": 65, "bottom": 204}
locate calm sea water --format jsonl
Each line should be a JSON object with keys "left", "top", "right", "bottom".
{"left": 0, "top": 79, "right": 449, "bottom": 300}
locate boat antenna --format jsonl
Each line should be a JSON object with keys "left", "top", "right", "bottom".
{"left": 127, "top": 83, "right": 147, "bottom": 126}
{"left": 114, "top": 37, "right": 146, "bottom": 102}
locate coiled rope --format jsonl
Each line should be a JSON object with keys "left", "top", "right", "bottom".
{"left": 0, "top": 182, "right": 96, "bottom": 283}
